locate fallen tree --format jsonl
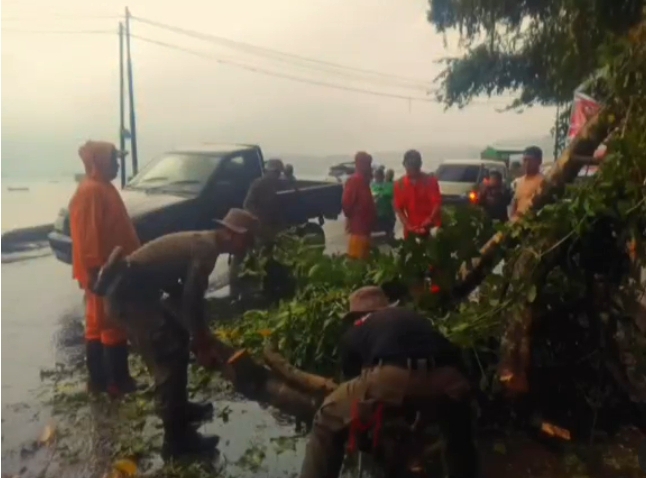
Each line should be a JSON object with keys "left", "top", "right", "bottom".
{"left": 206, "top": 21, "right": 646, "bottom": 439}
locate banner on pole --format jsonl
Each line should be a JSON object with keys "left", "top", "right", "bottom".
{"left": 567, "top": 92, "right": 601, "bottom": 140}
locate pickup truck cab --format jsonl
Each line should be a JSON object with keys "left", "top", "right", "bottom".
{"left": 436, "top": 159, "right": 510, "bottom": 206}
{"left": 48, "top": 143, "right": 343, "bottom": 265}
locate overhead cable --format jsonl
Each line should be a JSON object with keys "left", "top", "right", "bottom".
{"left": 130, "top": 34, "right": 437, "bottom": 102}
{"left": 2, "top": 28, "right": 115, "bottom": 34}
{"left": 131, "top": 34, "right": 513, "bottom": 106}
{"left": 1, "top": 14, "right": 120, "bottom": 21}
{"left": 130, "top": 15, "right": 434, "bottom": 92}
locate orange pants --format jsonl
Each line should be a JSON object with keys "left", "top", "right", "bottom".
{"left": 85, "top": 290, "right": 127, "bottom": 346}
{"left": 347, "top": 235, "right": 371, "bottom": 260}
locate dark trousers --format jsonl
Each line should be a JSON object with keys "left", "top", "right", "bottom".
{"left": 299, "top": 365, "right": 478, "bottom": 478}
{"left": 134, "top": 311, "right": 191, "bottom": 432}
{"left": 103, "top": 266, "right": 191, "bottom": 433}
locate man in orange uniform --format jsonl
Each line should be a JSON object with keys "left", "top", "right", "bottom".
{"left": 342, "top": 152, "right": 376, "bottom": 259}
{"left": 69, "top": 140, "right": 141, "bottom": 395}
{"left": 394, "top": 149, "right": 442, "bottom": 239}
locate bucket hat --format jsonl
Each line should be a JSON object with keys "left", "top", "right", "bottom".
{"left": 215, "top": 208, "right": 260, "bottom": 235}
{"left": 342, "top": 285, "right": 398, "bottom": 321}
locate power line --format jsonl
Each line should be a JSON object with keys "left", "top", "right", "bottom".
{"left": 130, "top": 15, "right": 435, "bottom": 92}
{"left": 1, "top": 15, "right": 516, "bottom": 107}
{"left": 1, "top": 14, "right": 120, "bottom": 21}
{"left": 2, "top": 29, "right": 115, "bottom": 35}
{"left": 130, "top": 34, "right": 437, "bottom": 102}
{"left": 131, "top": 33, "right": 514, "bottom": 106}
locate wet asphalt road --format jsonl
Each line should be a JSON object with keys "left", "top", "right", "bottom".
{"left": 0, "top": 221, "right": 349, "bottom": 476}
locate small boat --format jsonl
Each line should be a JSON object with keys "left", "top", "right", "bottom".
{"left": 328, "top": 161, "right": 355, "bottom": 179}
{"left": 6, "top": 187, "right": 29, "bottom": 192}
{"left": 328, "top": 161, "right": 385, "bottom": 181}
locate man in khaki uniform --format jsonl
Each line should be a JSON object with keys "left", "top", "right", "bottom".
{"left": 243, "top": 158, "right": 286, "bottom": 239}
{"left": 229, "top": 159, "right": 286, "bottom": 299}
{"left": 93, "top": 209, "right": 259, "bottom": 459}
{"left": 299, "top": 286, "right": 478, "bottom": 478}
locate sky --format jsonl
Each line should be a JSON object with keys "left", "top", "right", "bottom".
{"left": 1, "top": 0, "right": 558, "bottom": 178}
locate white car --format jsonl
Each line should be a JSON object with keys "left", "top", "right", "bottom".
{"left": 436, "top": 159, "right": 509, "bottom": 204}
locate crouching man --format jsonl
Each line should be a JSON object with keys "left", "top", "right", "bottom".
{"left": 94, "top": 208, "right": 260, "bottom": 459}
{"left": 299, "top": 286, "right": 479, "bottom": 478}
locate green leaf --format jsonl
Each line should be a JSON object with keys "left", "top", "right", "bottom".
{"left": 527, "top": 284, "right": 537, "bottom": 303}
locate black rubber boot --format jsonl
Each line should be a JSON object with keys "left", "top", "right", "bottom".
{"left": 185, "top": 401, "right": 214, "bottom": 424}
{"left": 86, "top": 340, "right": 107, "bottom": 394}
{"left": 104, "top": 344, "right": 139, "bottom": 396}
{"left": 161, "top": 423, "right": 220, "bottom": 460}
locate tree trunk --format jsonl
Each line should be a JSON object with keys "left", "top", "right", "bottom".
{"left": 162, "top": 299, "right": 329, "bottom": 421}
{"left": 263, "top": 346, "right": 338, "bottom": 395}
{"left": 209, "top": 338, "right": 323, "bottom": 422}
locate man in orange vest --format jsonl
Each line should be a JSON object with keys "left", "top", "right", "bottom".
{"left": 394, "top": 150, "right": 442, "bottom": 239}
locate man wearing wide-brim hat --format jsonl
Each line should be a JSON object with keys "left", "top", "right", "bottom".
{"left": 299, "top": 286, "right": 478, "bottom": 478}
{"left": 92, "top": 208, "right": 260, "bottom": 459}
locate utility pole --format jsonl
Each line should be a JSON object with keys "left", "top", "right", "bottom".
{"left": 119, "top": 22, "right": 127, "bottom": 188}
{"left": 553, "top": 104, "right": 560, "bottom": 162}
{"left": 124, "top": 7, "right": 139, "bottom": 175}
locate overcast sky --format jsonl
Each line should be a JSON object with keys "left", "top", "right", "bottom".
{"left": 1, "top": 0, "right": 557, "bottom": 178}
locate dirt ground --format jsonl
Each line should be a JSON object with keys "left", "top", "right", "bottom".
{"left": 480, "top": 429, "right": 644, "bottom": 478}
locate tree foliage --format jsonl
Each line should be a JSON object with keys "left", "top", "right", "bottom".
{"left": 428, "top": 0, "right": 644, "bottom": 107}
{"left": 218, "top": 19, "right": 646, "bottom": 428}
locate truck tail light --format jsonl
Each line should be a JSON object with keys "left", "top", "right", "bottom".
{"left": 468, "top": 191, "right": 478, "bottom": 204}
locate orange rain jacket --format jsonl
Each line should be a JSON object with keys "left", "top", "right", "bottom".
{"left": 70, "top": 141, "right": 140, "bottom": 289}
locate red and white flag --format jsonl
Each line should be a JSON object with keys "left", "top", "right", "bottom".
{"left": 567, "top": 92, "right": 601, "bottom": 140}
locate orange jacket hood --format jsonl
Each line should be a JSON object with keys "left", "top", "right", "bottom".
{"left": 79, "top": 140, "right": 116, "bottom": 181}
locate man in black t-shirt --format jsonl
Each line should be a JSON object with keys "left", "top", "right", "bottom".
{"left": 299, "top": 286, "right": 478, "bottom": 478}
{"left": 479, "top": 170, "right": 512, "bottom": 222}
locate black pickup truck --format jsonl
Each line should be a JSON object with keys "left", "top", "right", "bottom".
{"left": 48, "top": 143, "right": 343, "bottom": 265}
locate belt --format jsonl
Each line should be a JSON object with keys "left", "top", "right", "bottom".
{"left": 375, "top": 357, "right": 436, "bottom": 371}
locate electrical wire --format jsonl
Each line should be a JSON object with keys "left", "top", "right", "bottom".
{"left": 130, "top": 34, "right": 437, "bottom": 102}
{"left": 2, "top": 29, "right": 115, "bottom": 34}
{"left": 1, "top": 14, "right": 120, "bottom": 21}
{"left": 130, "top": 15, "right": 435, "bottom": 92}
{"left": 1, "top": 17, "right": 516, "bottom": 107}
{"left": 131, "top": 33, "right": 514, "bottom": 106}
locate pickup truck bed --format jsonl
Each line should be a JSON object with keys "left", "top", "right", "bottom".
{"left": 277, "top": 180, "right": 342, "bottom": 223}
{"left": 48, "top": 144, "right": 343, "bottom": 265}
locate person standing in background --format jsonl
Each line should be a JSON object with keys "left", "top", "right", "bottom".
{"left": 394, "top": 150, "right": 442, "bottom": 239}
{"left": 479, "top": 170, "right": 512, "bottom": 223}
{"left": 371, "top": 167, "right": 396, "bottom": 242}
{"left": 342, "top": 152, "right": 376, "bottom": 259}
{"left": 230, "top": 159, "right": 285, "bottom": 300}
{"left": 510, "top": 146, "right": 545, "bottom": 221}
{"left": 283, "top": 164, "right": 296, "bottom": 183}
{"left": 385, "top": 168, "right": 395, "bottom": 183}
{"left": 69, "top": 140, "right": 140, "bottom": 396}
